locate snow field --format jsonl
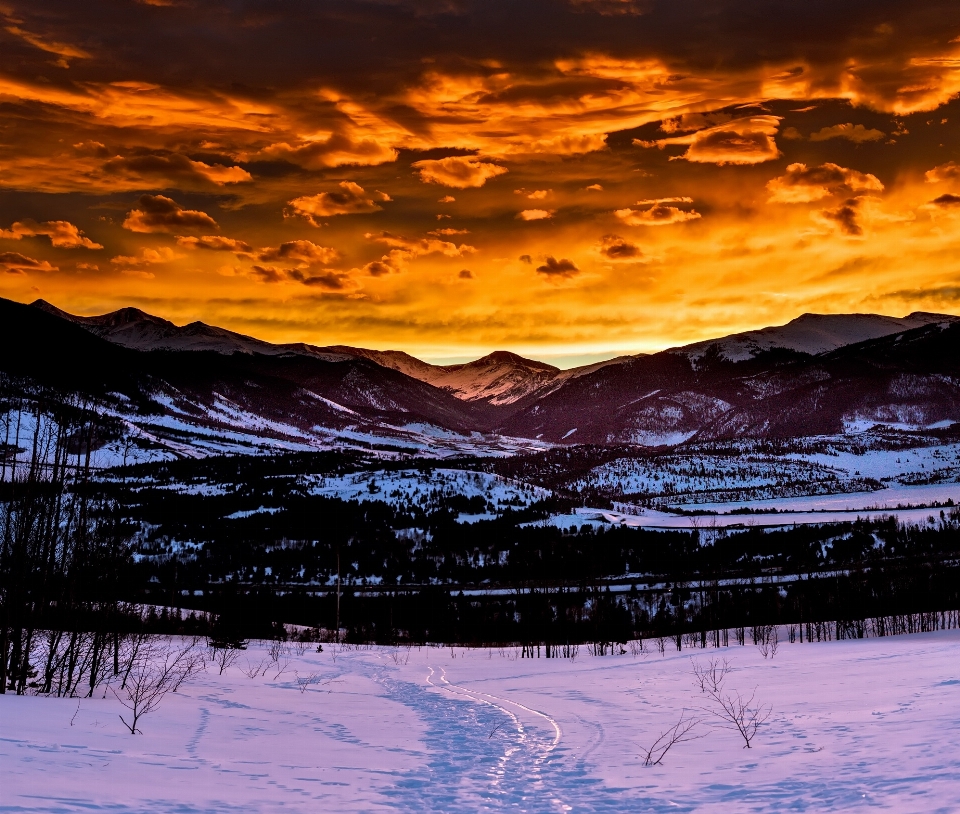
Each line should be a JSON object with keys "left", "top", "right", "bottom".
{"left": 573, "top": 442, "right": 960, "bottom": 508}
{"left": 2, "top": 631, "right": 959, "bottom": 812}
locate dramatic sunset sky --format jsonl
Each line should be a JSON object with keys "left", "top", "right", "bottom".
{"left": 1, "top": 0, "right": 959, "bottom": 364}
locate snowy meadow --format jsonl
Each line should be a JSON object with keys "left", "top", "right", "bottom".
{"left": 2, "top": 629, "right": 959, "bottom": 813}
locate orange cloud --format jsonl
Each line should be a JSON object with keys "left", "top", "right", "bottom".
{"left": 808, "top": 123, "right": 885, "bottom": 143}
{"left": 0, "top": 251, "right": 57, "bottom": 273}
{"left": 516, "top": 189, "right": 551, "bottom": 200}
{"left": 256, "top": 240, "right": 341, "bottom": 266}
{"left": 367, "top": 231, "right": 476, "bottom": 258}
{"left": 0, "top": 219, "right": 102, "bottom": 249}
{"left": 110, "top": 247, "right": 180, "bottom": 266}
{"left": 122, "top": 195, "right": 219, "bottom": 233}
{"left": 517, "top": 209, "right": 554, "bottom": 221}
{"left": 103, "top": 153, "right": 252, "bottom": 186}
{"left": 287, "top": 182, "right": 384, "bottom": 226}
{"left": 176, "top": 235, "right": 253, "bottom": 253}
{"left": 412, "top": 156, "right": 508, "bottom": 188}
{"left": 4, "top": 25, "right": 91, "bottom": 66}
{"left": 637, "top": 116, "right": 782, "bottom": 165}
{"left": 258, "top": 133, "right": 397, "bottom": 170}
{"left": 614, "top": 199, "right": 701, "bottom": 226}
{"left": 925, "top": 161, "right": 960, "bottom": 183}
{"left": 429, "top": 228, "right": 470, "bottom": 236}
{"left": 353, "top": 231, "right": 476, "bottom": 277}
{"left": 767, "top": 163, "right": 884, "bottom": 203}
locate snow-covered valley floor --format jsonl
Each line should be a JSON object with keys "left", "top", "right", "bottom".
{"left": 2, "top": 631, "right": 959, "bottom": 813}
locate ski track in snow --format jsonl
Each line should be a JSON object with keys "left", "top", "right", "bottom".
{"left": 3, "top": 633, "right": 960, "bottom": 812}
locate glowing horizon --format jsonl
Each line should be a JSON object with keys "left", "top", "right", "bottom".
{"left": 2, "top": 1, "right": 959, "bottom": 361}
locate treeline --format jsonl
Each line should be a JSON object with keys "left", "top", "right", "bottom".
{"left": 0, "top": 386, "right": 136, "bottom": 693}
{"left": 4, "top": 396, "right": 960, "bottom": 664}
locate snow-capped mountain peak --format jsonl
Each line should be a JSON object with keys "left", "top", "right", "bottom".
{"left": 671, "top": 311, "right": 959, "bottom": 362}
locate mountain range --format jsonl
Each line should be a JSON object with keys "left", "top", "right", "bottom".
{"left": 3, "top": 296, "right": 958, "bottom": 460}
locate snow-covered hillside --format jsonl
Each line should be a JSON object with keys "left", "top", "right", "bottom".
{"left": 3, "top": 630, "right": 958, "bottom": 812}
{"left": 672, "top": 311, "right": 957, "bottom": 362}
{"left": 304, "top": 468, "right": 549, "bottom": 518}
{"left": 572, "top": 438, "right": 960, "bottom": 506}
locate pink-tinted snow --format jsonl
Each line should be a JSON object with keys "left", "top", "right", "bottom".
{"left": 1, "top": 631, "right": 958, "bottom": 812}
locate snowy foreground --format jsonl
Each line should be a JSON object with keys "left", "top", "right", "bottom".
{"left": 2, "top": 632, "right": 959, "bottom": 813}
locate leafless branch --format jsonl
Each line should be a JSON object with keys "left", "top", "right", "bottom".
{"left": 692, "top": 656, "right": 732, "bottom": 695}
{"left": 641, "top": 710, "right": 703, "bottom": 766}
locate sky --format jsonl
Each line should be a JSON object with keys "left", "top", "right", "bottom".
{"left": 1, "top": 0, "right": 959, "bottom": 364}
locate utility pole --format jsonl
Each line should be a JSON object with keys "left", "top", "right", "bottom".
{"left": 335, "top": 545, "right": 341, "bottom": 643}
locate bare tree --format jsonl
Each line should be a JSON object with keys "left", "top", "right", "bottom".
{"left": 641, "top": 710, "right": 703, "bottom": 766}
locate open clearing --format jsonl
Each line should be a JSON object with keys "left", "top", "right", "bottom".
{"left": 2, "top": 630, "right": 958, "bottom": 812}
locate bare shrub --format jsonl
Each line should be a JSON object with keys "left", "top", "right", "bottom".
{"left": 754, "top": 625, "right": 779, "bottom": 659}
{"left": 294, "top": 671, "right": 322, "bottom": 693}
{"left": 641, "top": 710, "right": 703, "bottom": 766}
{"left": 209, "top": 645, "right": 242, "bottom": 676}
{"left": 691, "top": 657, "right": 731, "bottom": 695}
{"left": 112, "top": 639, "right": 204, "bottom": 734}
{"left": 693, "top": 656, "right": 771, "bottom": 748}
{"left": 390, "top": 645, "right": 412, "bottom": 666}
{"left": 241, "top": 656, "right": 269, "bottom": 679}
{"left": 704, "top": 686, "right": 771, "bottom": 748}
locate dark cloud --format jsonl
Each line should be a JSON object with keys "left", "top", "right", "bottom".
{"left": 926, "top": 161, "right": 960, "bottom": 183}
{"left": 458, "top": 268, "right": 474, "bottom": 279}
{"left": 249, "top": 265, "right": 284, "bottom": 283}
{"left": 598, "top": 234, "right": 642, "bottom": 259}
{"left": 568, "top": 0, "right": 650, "bottom": 15}
{"left": 364, "top": 260, "right": 394, "bottom": 277}
{"left": 0, "top": 251, "right": 57, "bottom": 273}
{"left": 929, "top": 193, "right": 960, "bottom": 207}
{"left": 122, "top": 195, "right": 219, "bottom": 234}
{"left": 536, "top": 256, "right": 579, "bottom": 277}
{"left": 519, "top": 255, "right": 533, "bottom": 264}
{"left": 808, "top": 123, "right": 885, "bottom": 143}
{"left": 256, "top": 240, "right": 341, "bottom": 265}
{"left": 820, "top": 198, "right": 863, "bottom": 236}
{"left": 177, "top": 235, "right": 252, "bottom": 253}
{"left": 103, "top": 152, "right": 251, "bottom": 186}
{"left": 286, "top": 269, "right": 353, "bottom": 289}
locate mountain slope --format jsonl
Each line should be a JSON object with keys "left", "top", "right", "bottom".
{"left": 29, "top": 300, "right": 560, "bottom": 405}
{"left": 497, "top": 321, "right": 960, "bottom": 444}
{"left": 671, "top": 312, "right": 955, "bottom": 363}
